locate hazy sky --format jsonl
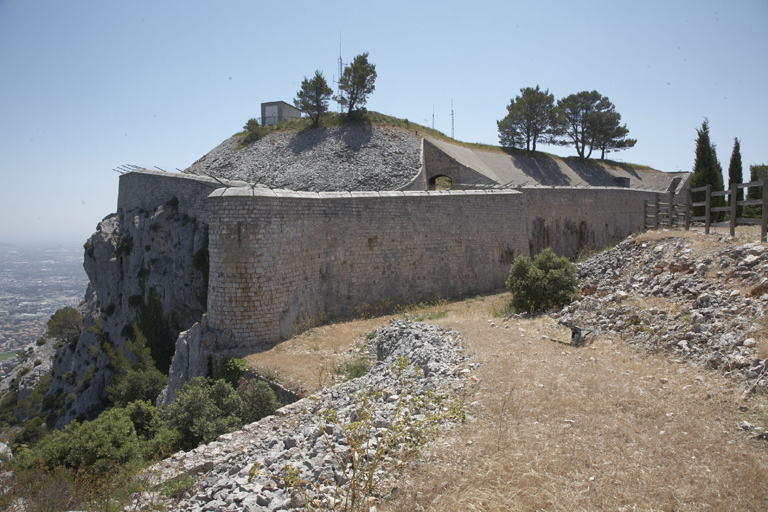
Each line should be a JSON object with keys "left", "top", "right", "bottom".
{"left": 1, "top": 0, "right": 766, "bottom": 246}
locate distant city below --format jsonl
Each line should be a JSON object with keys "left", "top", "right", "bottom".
{"left": 0, "top": 243, "right": 89, "bottom": 355}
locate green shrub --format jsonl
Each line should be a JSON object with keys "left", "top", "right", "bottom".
{"left": 15, "top": 407, "right": 143, "bottom": 473}
{"left": 505, "top": 247, "right": 578, "bottom": 314}
{"left": 36, "top": 337, "right": 46, "bottom": 346}
{"left": 237, "top": 379, "right": 279, "bottom": 424}
{"left": 108, "top": 367, "right": 168, "bottom": 408}
{"left": 239, "top": 118, "right": 262, "bottom": 147}
{"left": 11, "top": 416, "right": 47, "bottom": 450}
{"left": 159, "top": 377, "right": 244, "bottom": 451}
{"left": 216, "top": 356, "right": 248, "bottom": 388}
{"left": 336, "top": 357, "right": 370, "bottom": 379}
{"left": 137, "top": 287, "right": 175, "bottom": 374}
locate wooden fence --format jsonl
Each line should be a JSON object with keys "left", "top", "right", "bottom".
{"left": 644, "top": 179, "right": 768, "bottom": 242}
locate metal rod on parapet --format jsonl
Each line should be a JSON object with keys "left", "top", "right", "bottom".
{"left": 154, "top": 166, "right": 166, "bottom": 172}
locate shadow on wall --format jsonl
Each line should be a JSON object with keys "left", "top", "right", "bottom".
{"left": 529, "top": 217, "right": 596, "bottom": 259}
{"left": 563, "top": 158, "right": 624, "bottom": 186}
{"left": 529, "top": 217, "right": 550, "bottom": 256}
{"left": 510, "top": 154, "right": 571, "bottom": 186}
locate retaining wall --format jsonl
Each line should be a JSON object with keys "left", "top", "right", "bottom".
{"left": 523, "top": 187, "right": 656, "bottom": 258}
{"left": 206, "top": 188, "right": 529, "bottom": 347}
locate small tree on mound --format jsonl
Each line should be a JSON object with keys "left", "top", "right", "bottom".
{"left": 505, "top": 248, "right": 578, "bottom": 314}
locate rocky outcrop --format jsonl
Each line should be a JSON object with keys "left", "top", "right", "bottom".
{"left": 157, "top": 315, "right": 234, "bottom": 406}
{"left": 184, "top": 126, "right": 421, "bottom": 192}
{"left": 46, "top": 202, "right": 209, "bottom": 426}
{"left": 556, "top": 234, "right": 768, "bottom": 389}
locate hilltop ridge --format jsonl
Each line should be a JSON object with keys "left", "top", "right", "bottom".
{"left": 183, "top": 113, "right": 684, "bottom": 193}
{"left": 184, "top": 125, "right": 422, "bottom": 191}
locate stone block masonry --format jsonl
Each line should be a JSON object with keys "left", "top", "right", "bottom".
{"left": 523, "top": 187, "right": 657, "bottom": 258}
{"left": 206, "top": 188, "right": 529, "bottom": 347}
{"left": 117, "top": 169, "right": 248, "bottom": 223}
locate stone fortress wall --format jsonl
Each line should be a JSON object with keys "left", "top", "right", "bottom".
{"left": 205, "top": 188, "right": 529, "bottom": 346}
{"left": 522, "top": 187, "right": 655, "bottom": 258}
{"left": 117, "top": 169, "right": 248, "bottom": 223}
{"left": 117, "top": 163, "right": 656, "bottom": 348}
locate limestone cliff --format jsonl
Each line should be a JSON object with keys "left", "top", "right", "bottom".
{"left": 46, "top": 202, "right": 208, "bottom": 426}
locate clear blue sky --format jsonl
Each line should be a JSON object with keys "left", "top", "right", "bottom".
{"left": 1, "top": 0, "right": 766, "bottom": 246}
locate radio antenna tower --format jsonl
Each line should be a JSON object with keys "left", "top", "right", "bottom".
{"left": 333, "top": 32, "right": 346, "bottom": 113}
{"left": 450, "top": 99, "right": 455, "bottom": 139}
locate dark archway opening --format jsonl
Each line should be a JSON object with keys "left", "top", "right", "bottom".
{"left": 428, "top": 175, "right": 453, "bottom": 191}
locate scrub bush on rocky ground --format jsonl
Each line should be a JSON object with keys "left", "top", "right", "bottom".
{"left": 252, "top": 355, "right": 464, "bottom": 511}
{"left": 505, "top": 247, "right": 578, "bottom": 314}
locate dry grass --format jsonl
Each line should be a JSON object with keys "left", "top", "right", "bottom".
{"left": 245, "top": 289, "right": 768, "bottom": 511}
{"left": 244, "top": 316, "right": 387, "bottom": 393}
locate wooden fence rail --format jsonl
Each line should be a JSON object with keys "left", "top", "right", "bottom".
{"left": 645, "top": 179, "right": 767, "bottom": 242}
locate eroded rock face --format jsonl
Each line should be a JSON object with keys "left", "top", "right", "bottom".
{"left": 46, "top": 204, "right": 208, "bottom": 426}
{"left": 157, "top": 315, "right": 234, "bottom": 406}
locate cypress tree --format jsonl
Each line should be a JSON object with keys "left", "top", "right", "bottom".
{"left": 689, "top": 118, "right": 724, "bottom": 220}
{"left": 728, "top": 137, "right": 743, "bottom": 217}
{"left": 745, "top": 164, "right": 768, "bottom": 218}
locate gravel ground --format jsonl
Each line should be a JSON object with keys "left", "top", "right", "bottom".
{"left": 184, "top": 126, "right": 421, "bottom": 192}
{"left": 556, "top": 232, "right": 768, "bottom": 392}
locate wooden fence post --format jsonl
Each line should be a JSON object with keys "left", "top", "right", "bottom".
{"left": 654, "top": 193, "right": 660, "bottom": 230}
{"left": 685, "top": 187, "right": 691, "bottom": 230}
{"left": 730, "top": 182, "right": 738, "bottom": 237}
{"left": 668, "top": 189, "right": 675, "bottom": 227}
{"left": 705, "top": 184, "right": 711, "bottom": 234}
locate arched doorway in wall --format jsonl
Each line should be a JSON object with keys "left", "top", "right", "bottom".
{"left": 428, "top": 175, "right": 453, "bottom": 190}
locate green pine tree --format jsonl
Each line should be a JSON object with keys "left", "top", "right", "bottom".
{"left": 728, "top": 137, "right": 743, "bottom": 217}
{"left": 689, "top": 118, "right": 724, "bottom": 221}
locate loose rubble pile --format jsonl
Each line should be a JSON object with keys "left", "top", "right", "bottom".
{"left": 184, "top": 126, "right": 421, "bottom": 192}
{"left": 146, "top": 321, "right": 467, "bottom": 512}
{"left": 557, "top": 234, "right": 768, "bottom": 390}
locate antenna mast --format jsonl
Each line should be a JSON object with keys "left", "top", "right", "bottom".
{"left": 334, "top": 32, "right": 345, "bottom": 112}
{"left": 432, "top": 104, "right": 435, "bottom": 130}
{"left": 450, "top": 100, "right": 455, "bottom": 139}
